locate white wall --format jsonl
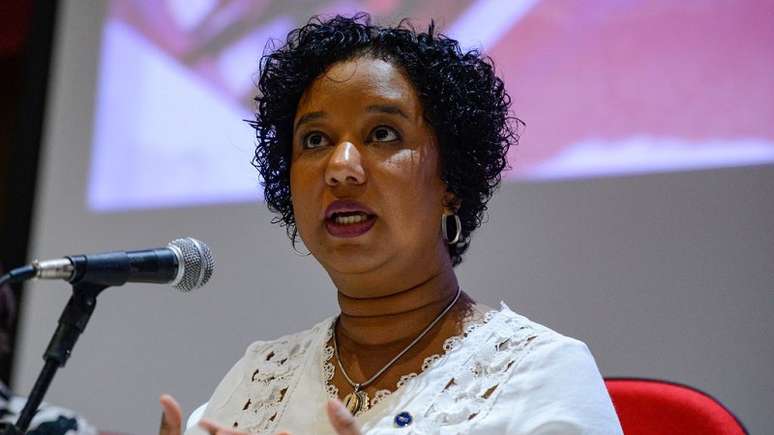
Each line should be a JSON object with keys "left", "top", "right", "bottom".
{"left": 14, "top": 1, "right": 773, "bottom": 433}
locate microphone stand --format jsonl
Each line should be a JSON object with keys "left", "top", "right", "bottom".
{"left": 0, "top": 281, "right": 108, "bottom": 434}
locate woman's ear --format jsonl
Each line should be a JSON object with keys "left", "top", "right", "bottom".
{"left": 442, "top": 191, "right": 461, "bottom": 213}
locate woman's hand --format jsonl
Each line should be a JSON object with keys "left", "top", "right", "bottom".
{"left": 159, "top": 394, "right": 184, "bottom": 435}
{"left": 196, "top": 399, "right": 361, "bottom": 435}
{"left": 320, "top": 399, "right": 362, "bottom": 435}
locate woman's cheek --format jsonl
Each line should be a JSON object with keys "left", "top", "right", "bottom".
{"left": 381, "top": 148, "right": 420, "bottom": 172}
{"left": 290, "top": 167, "right": 319, "bottom": 234}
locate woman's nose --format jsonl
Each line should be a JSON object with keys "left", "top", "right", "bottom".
{"left": 325, "top": 141, "right": 365, "bottom": 186}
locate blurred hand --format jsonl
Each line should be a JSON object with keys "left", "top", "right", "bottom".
{"left": 196, "top": 399, "right": 361, "bottom": 435}
{"left": 159, "top": 394, "right": 183, "bottom": 435}
{"left": 321, "top": 399, "right": 362, "bottom": 435}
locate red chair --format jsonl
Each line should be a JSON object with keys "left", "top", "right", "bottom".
{"left": 605, "top": 378, "right": 747, "bottom": 434}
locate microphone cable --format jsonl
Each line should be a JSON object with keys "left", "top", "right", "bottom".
{"left": 0, "top": 265, "right": 36, "bottom": 287}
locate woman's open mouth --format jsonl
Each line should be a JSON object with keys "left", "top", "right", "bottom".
{"left": 325, "top": 211, "right": 377, "bottom": 237}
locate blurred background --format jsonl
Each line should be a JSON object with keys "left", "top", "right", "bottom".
{"left": 1, "top": 0, "right": 772, "bottom": 433}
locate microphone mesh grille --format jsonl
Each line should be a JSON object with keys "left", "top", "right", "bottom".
{"left": 169, "top": 237, "right": 215, "bottom": 291}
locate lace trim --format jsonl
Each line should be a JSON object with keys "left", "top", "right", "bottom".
{"left": 321, "top": 325, "right": 339, "bottom": 399}
{"left": 320, "top": 305, "right": 512, "bottom": 417}
{"left": 234, "top": 323, "right": 329, "bottom": 433}
{"left": 396, "top": 372, "right": 417, "bottom": 388}
{"left": 383, "top": 307, "right": 500, "bottom": 391}
{"left": 370, "top": 389, "right": 392, "bottom": 406}
{"left": 238, "top": 344, "right": 296, "bottom": 432}
{"left": 416, "top": 306, "right": 540, "bottom": 431}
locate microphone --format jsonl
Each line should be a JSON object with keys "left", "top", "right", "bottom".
{"left": 30, "top": 237, "right": 215, "bottom": 291}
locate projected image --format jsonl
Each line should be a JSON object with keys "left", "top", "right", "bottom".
{"left": 88, "top": 0, "right": 774, "bottom": 212}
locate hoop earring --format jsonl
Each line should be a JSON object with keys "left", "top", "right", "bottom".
{"left": 441, "top": 213, "right": 461, "bottom": 245}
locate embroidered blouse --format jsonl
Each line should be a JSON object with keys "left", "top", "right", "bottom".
{"left": 184, "top": 304, "right": 622, "bottom": 434}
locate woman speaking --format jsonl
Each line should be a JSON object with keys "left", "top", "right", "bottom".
{"left": 160, "top": 14, "right": 622, "bottom": 435}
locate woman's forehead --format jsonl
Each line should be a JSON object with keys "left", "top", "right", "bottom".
{"left": 296, "top": 57, "right": 421, "bottom": 117}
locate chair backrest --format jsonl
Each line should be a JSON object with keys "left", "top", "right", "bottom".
{"left": 605, "top": 378, "right": 747, "bottom": 435}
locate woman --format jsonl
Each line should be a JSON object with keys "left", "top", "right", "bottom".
{"left": 160, "top": 14, "right": 622, "bottom": 434}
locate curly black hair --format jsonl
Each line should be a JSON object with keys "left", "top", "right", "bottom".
{"left": 251, "top": 13, "right": 521, "bottom": 266}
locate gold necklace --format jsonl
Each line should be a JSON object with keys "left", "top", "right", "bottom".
{"left": 332, "top": 288, "right": 462, "bottom": 415}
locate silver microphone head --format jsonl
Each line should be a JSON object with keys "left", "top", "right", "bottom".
{"left": 167, "top": 237, "right": 215, "bottom": 291}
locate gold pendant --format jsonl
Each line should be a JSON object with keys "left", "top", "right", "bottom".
{"left": 343, "top": 390, "right": 369, "bottom": 415}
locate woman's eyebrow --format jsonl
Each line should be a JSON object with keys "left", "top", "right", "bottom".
{"left": 367, "top": 104, "right": 409, "bottom": 119}
{"left": 294, "top": 111, "right": 326, "bottom": 130}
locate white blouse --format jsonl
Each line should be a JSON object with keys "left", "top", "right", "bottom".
{"left": 185, "top": 304, "right": 622, "bottom": 434}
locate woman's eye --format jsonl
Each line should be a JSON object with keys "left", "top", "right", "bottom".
{"left": 369, "top": 126, "right": 400, "bottom": 143}
{"left": 302, "top": 132, "right": 330, "bottom": 149}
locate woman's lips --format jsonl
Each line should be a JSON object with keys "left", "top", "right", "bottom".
{"left": 325, "top": 214, "right": 376, "bottom": 238}
{"left": 324, "top": 200, "right": 377, "bottom": 238}
{"left": 324, "top": 199, "right": 375, "bottom": 219}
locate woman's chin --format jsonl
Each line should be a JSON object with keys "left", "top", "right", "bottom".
{"left": 318, "top": 247, "right": 391, "bottom": 276}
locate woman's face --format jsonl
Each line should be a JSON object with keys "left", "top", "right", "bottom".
{"left": 290, "top": 56, "right": 450, "bottom": 292}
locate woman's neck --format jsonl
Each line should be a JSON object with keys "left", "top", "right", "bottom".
{"left": 334, "top": 265, "right": 461, "bottom": 349}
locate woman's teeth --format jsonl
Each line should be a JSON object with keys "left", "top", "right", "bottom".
{"left": 333, "top": 214, "right": 368, "bottom": 224}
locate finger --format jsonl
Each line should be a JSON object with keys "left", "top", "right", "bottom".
{"left": 198, "top": 418, "right": 248, "bottom": 435}
{"left": 326, "top": 399, "right": 361, "bottom": 435}
{"left": 198, "top": 419, "right": 222, "bottom": 435}
{"left": 159, "top": 394, "right": 183, "bottom": 435}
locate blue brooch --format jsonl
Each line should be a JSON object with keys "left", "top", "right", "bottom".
{"left": 394, "top": 411, "right": 413, "bottom": 428}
